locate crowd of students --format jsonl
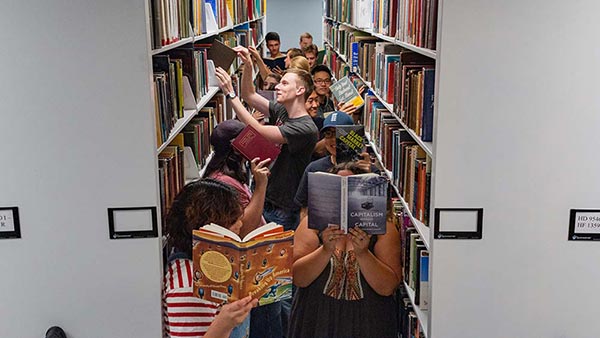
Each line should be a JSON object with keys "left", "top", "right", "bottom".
{"left": 162, "top": 31, "right": 402, "bottom": 338}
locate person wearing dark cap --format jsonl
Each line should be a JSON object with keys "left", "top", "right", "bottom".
{"left": 203, "top": 119, "right": 271, "bottom": 238}
{"left": 294, "top": 111, "right": 379, "bottom": 218}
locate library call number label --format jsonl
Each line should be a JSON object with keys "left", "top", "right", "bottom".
{"left": 0, "top": 210, "right": 16, "bottom": 232}
{"left": 574, "top": 212, "right": 600, "bottom": 234}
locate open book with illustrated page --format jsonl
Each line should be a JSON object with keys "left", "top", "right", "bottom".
{"left": 308, "top": 172, "right": 388, "bottom": 235}
{"left": 329, "top": 76, "right": 365, "bottom": 109}
{"left": 336, "top": 125, "right": 366, "bottom": 163}
{"left": 192, "top": 222, "right": 294, "bottom": 306}
{"left": 232, "top": 124, "right": 281, "bottom": 162}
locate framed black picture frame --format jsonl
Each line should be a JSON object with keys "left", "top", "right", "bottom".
{"left": 434, "top": 208, "right": 484, "bottom": 240}
{"left": 0, "top": 207, "right": 21, "bottom": 239}
{"left": 108, "top": 207, "right": 158, "bottom": 239}
{"left": 568, "top": 209, "right": 600, "bottom": 241}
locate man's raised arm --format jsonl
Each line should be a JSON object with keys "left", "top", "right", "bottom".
{"left": 234, "top": 46, "right": 270, "bottom": 114}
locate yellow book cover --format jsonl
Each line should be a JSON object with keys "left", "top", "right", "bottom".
{"left": 192, "top": 223, "right": 293, "bottom": 306}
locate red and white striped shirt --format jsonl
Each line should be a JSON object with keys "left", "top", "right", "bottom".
{"left": 164, "top": 258, "right": 219, "bottom": 337}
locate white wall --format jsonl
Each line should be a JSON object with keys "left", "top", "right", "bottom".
{"left": 0, "top": 1, "right": 162, "bottom": 337}
{"left": 431, "top": 1, "right": 600, "bottom": 337}
{"left": 266, "top": 0, "right": 324, "bottom": 51}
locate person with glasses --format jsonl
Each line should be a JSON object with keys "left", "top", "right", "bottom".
{"left": 311, "top": 65, "right": 336, "bottom": 118}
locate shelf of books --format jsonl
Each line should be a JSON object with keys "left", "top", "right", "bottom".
{"left": 323, "top": 0, "right": 438, "bottom": 335}
{"left": 151, "top": 0, "right": 266, "bottom": 239}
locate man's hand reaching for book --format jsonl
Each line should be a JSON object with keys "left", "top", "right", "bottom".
{"left": 215, "top": 67, "right": 234, "bottom": 96}
{"left": 234, "top": 46, "right": 253, "bottom": 66}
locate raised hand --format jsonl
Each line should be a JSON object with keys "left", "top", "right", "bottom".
{"left": 214, "top": 67, "right": 234, "bottom": 95}
{"left": 356, "top": 152, "right": 372, "bottom": 173}
{"left": 250, "top": 157, "right": 271, "bottom": 188}
{"left": 337, "top": 101, "right": 357, "bottom": 115}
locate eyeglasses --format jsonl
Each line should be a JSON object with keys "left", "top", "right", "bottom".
{"left": 314, "top": 79, "right": 332, "bottom": 85}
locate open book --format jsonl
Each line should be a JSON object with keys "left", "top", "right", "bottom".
{"left": 308, "top": 172, "right": 388, "bottom": 235}
{"left": 192, "top": 222, "right": 293, "bottom": 306}
{"left": 232, "top": 124, "right": 281, "bottom": 162}
{"left": 329, "top": 76, "right": 365, "bottom": 108}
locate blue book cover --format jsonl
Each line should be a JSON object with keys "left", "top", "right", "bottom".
{"left": 421, "top": 68, "right": 435, "bottom": 142}
{"left": 351, "top": 42, "right": 359, "bottom": 73}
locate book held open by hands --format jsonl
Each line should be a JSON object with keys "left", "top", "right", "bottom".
{"left": 308, "top": 172, "right": 388, "bottom": 235}
{"left": 192, "top": 222, "right": 293, "bottom": 306}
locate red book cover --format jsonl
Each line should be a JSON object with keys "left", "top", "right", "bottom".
{"left": 232, "top": 125, "right": 281, "bottom": 162}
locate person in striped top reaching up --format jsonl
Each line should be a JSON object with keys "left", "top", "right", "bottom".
{"left": 163, "top": 178, "right": 258, "bottom": 338}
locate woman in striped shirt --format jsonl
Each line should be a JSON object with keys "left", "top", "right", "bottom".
{"left": 163, "top": 179, "right": 258, "bottom": 338}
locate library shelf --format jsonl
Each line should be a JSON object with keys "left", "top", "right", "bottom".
{"left": 365, "top": 133, "right": 430, "bottom": 250}
{"left": 404, "top": 281, "right": 429, "bottom": 337}
{"left": 324, "top": 41, "right": 433, "bottom": 157}
{"left": 151, "top": 16, "right": 265, "bottom": 56}
{"left": 157, "top": 86, "right": 220, "bottom": 153}
{"left": 324, "top": 17, "right": 437, "bottom": 60}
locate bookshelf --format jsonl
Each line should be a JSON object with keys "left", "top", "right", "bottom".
{"left": 322, "top": 6, "right": 435, "bottom": 333}
{"left": 0, "top": 1, "right": 266, "bottom": 336}
{"left": 325, "top": 1, "right": 600, "bottom": 338}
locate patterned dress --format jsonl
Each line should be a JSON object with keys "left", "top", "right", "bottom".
{"left": 288, "top": 238, "right": 398, "bottom": 338}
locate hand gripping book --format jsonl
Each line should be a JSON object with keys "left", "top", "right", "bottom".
{"left": 231, "top": 124, "right": 281, "bottom": 162}
{"left": 192, "top": 222, "right": 294, "bottom": 306}
{"left": 329, "top": 76, "right": 365, "bottom": 109}
{"left": 207, "top": 39, "right": 238, "bottom": 72}
{"left": 307, "top": 172, "right": 388, "bottom": 235}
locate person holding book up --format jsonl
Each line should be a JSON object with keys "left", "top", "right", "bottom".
{"left": 288, "top": 162, "right": 402, "bottom": 338}
{"left": 203, "top": 119, "right": 271, "bottom": 238}
{"left": 163, "top": 179, "right": 258, "bottom": 338}
{"left": 263, "top": 32, "right": 286, "bottom": 75}
{"left": 295, "top": 111, "right": 378, "bottom": 218}
{"left": 214, "top": 46, "right": 318, "bottom": 338}
{"left": 311, "top": 65, "right": 361, "bottom": 118}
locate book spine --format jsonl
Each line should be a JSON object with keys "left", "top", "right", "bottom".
{"left": 341, "top": 176, "right": 348, "bottom": 233}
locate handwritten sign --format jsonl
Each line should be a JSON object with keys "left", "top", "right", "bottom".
{"left": 569, "top": 209, "right": 600, "bottom": 241}
{"left": 0, "top": 207, "right": 21, "bottom": 239}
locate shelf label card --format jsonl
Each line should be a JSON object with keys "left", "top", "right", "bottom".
{"left": 0, "top": 209, "right": 16, "bottom": 232}
{"left": 0, "top": 207, "right": 21, "bottom": 239}
{"left": 569, "top": 209, "right": 600, "bottom": 241}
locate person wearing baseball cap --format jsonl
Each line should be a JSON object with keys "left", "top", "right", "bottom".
{"left": 294, "top": 111, "right": 379, "bottom": 217}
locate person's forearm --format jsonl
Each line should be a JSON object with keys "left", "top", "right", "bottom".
{"left": 293, "top": 246, "right": 332, "bottom": 287}
{"left": 241, "top": 62, "right": 257, "bottom": 100}
{"left": 239, "top": 183, "right": 267, "bottom": 238}
{"left": 254, "top": 57, "right": 271, "bottom": 81}
{"left": 354, "top": 251, "right": 400, "bottom": 296}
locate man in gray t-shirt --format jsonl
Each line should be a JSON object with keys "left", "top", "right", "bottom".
{"left": 215, "top": 46, "right": 318, "bottom": 338}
